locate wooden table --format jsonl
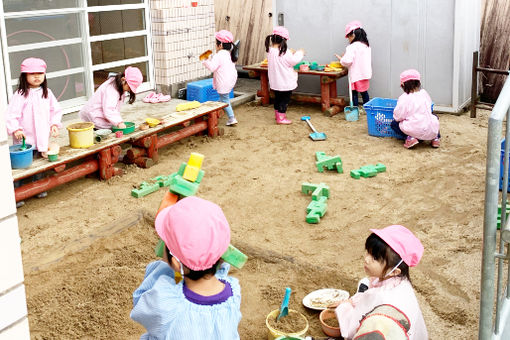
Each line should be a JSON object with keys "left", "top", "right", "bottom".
{"left": 12, "top": 101, "right": 226, "bottom": 202}
{"left": 243, "top": 63, "right": 348, "bottom": 114}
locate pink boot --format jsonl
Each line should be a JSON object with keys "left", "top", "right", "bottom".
{"left": 276, "top": 112, "right": 292, "bottom": 125}
{"left": 274, "top": 110, "right": 279, "bottom": 121}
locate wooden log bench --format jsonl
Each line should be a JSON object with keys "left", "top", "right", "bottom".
{"left": 12, "top": 101, "right": 227, "bottom": 202}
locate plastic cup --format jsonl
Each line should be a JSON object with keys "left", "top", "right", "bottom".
{"left": 115, "top": 131, "right": 123, "bottom": 138}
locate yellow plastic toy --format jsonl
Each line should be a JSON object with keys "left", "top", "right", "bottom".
{"left": 145, "top": 118, "right": 160, "bottom": 127}
{"left": 182, "top": 152, "right": 204, "bottom": 182}
{"left": 176, "top": 101, "right": 201, "bottom": 112}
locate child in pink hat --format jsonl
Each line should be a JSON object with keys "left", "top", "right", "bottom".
{"left": 391, "top": 69, "right": 441, "bottom": 149}
{"left": 202, "top": 30, "right": 239, "bottom": 126}
{"left": 331, "top": 225, "right": 428, "bottom": 339}
{"left": 79, "top": 66, "right": 143, "bottom": 129}
{"left": 6, "top": 57, "right": 63, "bottom": 207}
{"left": 265, "top": 26, "right": 305, "bottom": 125}
{"left": 130, "top": 196, "right": 241, "bottom": 339}
{"left": 335, "top": 21, "right": 372, "bottom": 107}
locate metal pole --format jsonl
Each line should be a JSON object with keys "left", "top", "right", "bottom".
{"left": 471, "top": 51, "right": 478, "bottom": 118}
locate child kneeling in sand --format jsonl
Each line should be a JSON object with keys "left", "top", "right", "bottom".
{"left": 130, "top": 196, "right": 242, "bottom": 339}
{"left": 331, "top": 225, "right": 428, "bottom": 339}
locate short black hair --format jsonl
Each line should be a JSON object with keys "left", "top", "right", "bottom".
{"left": 348, "top": 28, "right": 369, "bottom": 47}
{"left": 365, "top": 233, "right": 410, "bottom": 281}
{"left": 401, "top": 79, "right": 421, "bottom": 94}
{"left": 166, "top": 245, "right": 221, "bottom": 281}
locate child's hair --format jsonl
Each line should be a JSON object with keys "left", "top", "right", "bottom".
{"left": 401, "top": 79, "right": 421, "bottom": 94}
{"left": 216, "top": 39, "right": 238, "bottom": 63}
{"left": 365, "top": 233, "right": 410, "bottom": 281}
{"left": 265, "top": 34, "right": 287, "bottom": 56}
{"left": 113, "top": 72, "right": 136, "bottom": 104}
{"left": 17, "top": 73, "right": 48, "bottom": 99}
{"left": 165, "top": 245, "right": 220, "bottom": 280}
{"left": 348, "top": 28, "right": 370, "bottom": 47}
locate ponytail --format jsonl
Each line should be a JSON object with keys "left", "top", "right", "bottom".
{"left": 265, "top": 34, "right": 287, "bottom": 56}
{"left": 350, "top": 28, "right": 370, "bottom": 47}
{"left": 216, "top": 39, "right": 239, "bottom": 63}
{"left": 265, "top": 35, "right": 272, "bottom": 53}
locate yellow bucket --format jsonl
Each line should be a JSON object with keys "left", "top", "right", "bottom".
{"left": 67, "top": 122, "right": 94, "bottom": 148}
{"left": 265, "top": 309, "right": 309, "bottom": 340}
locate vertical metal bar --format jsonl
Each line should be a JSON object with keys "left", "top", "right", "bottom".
{"left": 144, "top": 0, "right": 155, "bottom": 91}
{"left": 0, "top": 0, "right": 14, "bottom": 100}
{"left": 471, "top": 51, "right": 478, "bottom": 118}
{"left": 82, "top": 0, "right": 95, "bottom": 97}
{"left": 480, "top": 115, "right": 502, "bottom": 339}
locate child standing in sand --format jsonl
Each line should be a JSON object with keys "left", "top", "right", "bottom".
{"left": 130, "top": 196, "right": 242, "bottom": 340}
{"left": 265, "top": 26, "right": 304, "bottom": 125}
{"left": 202, "top": 30, "right": 239, "bottom": 126}
{"left": 391, "top": 69, "right": 440, "bottom": 149}
{"left": 332, "top": 225, "right": 428, "bottom": 339}
{"left": 79, "top": 66, "right": 142, "bottom": 129}
{"left": 335, "top": 20, "right": 372, "bottom": 107}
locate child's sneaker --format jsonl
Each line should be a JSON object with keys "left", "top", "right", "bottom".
{"left": 431, "top": 138, "right": 440, "bottom": 148}
{"left": 226, "top": 117, "right": 238, "bottom": 126}
{"left": 404, "top": 136, "right": 419, "bottom": 149}
{"left": 16, "top": 201, "right": 25, "bottom": 208}
{"left": 357, "top": 277, "right": 370, "bottom": 293}
{"left": 36, "top": 191, "right": 48, "bottom": 198}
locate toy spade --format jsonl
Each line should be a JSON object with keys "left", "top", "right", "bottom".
{"left": 20, "top": 136, "right": 27, "bottom": 151}
{"left": 277, "top": 287, "right": 292, "bottom": 321}
{"left": 344, "top": 76, "right": 359, "bottom": 121}
{"left": 301, "top": 116, "right": 327, "bottom": 141}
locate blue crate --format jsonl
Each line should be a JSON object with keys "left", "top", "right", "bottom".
{"left": 364, "top": 97, "right": 434, "bottom": 139}
{"left": 186, "top": 78, "right": 234, "bottom": 103}
{"left": 500, "top": 139, "right": 510, "bottom": 192}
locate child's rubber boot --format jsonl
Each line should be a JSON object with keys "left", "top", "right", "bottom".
{"left": 276, "top": 112, "right": 292, "bottom": 125}
{"left": 274, "top": 110, "right": 279, "bottom": 121}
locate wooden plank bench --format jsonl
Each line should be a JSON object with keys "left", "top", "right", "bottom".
{"left": 12, "top": 101, "right": 227, "bottom": 202}
{"left": 243, "top": 63, "right": 348, "bottom": 115}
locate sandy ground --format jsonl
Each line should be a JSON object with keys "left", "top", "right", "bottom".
{"left": 18, "top": 96, "right": 489, "bottom": 339}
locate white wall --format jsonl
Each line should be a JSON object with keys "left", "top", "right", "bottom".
{"left": 273, "top": 0, "right": 480, "bottom": 112}
{"left": 0, "top": 44, "right": 30, "bottom": 339}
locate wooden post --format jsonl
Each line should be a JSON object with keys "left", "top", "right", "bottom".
{"left": 146, "top": 134, "right": 159, "bottom": 163}
{"left": 207, "top": 110, "right": 219, "bottom": 137}
{"left": 330, "top": 80, "right": 337, "bottom": 98}
{"left": 259, "top": 71, "right": 270, "bottom": 105}
{"left": 471, "top": 51, "right": 478, "bottom": 118}
{"left": 320, "top": 76, "right": 332, "bottom": 111}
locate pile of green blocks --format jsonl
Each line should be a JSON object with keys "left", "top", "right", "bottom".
{"left": 302, "top": 182, "right": 330, "bottom": 224}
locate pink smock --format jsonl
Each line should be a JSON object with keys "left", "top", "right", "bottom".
{"left": 267, "top": 47, "right": 304, "bottom": 91}
{"left": 340, "top": 41, "right": 372, "bottom": 84}
{"left": 335, "top": 277, "right": 428, "bottom": 340}
{"left": 79, "top": 78, "right": 125, "bottom": 129}
{"left": 5, "top": 87, "right": 62, "bottom": 153}
{"left": 202, "top": 50, "right": 237, "bottom": 95}
{"left": 393, "top": 89, "right": 439, "bottom": 141}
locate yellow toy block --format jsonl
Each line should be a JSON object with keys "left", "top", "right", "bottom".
{"left": 176, "top": 101, "right": 201, "bottom": 112}
{"left": 182, "top": 153, "right": 204, "bottom": 182}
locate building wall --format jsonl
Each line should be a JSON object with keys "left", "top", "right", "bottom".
{"left": 151, "top": 0, "right": 216, "bottom": 95}
{"left": 0, "top": 49, "right": 30, "bottom": 339}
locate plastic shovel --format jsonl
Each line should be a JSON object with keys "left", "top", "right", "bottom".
{"left": 20, "top": 136, "right": 27, "bottom": 151}
{"left": 344, "top": 76, "right": 359, "bottom": 121}
{"left": 277, "top": 287, "right": 292, "bottom": 321}
{"left": 301, "top": 116, "right": 327, "bottom": 141}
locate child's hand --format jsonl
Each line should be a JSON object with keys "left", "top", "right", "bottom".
{"left": 334, "top": 53, "right": 343, "bottom": 60}
{"left": 14, "top": 130, "right": 24, "bottom": 140}
{"left": 50, "top": 125, "right": 59, "bottom": 137}
{"left": 117, "top": 122, "right": 126, "bottom": 129}
{"left": 298, "top": 48, "right": 305, "bottom": 55}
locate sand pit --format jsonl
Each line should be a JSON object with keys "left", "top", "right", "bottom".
{"left": 19, "top": 102, "right": 488, "bottom": 339}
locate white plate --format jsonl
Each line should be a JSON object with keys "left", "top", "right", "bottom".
{"left": 302, "top": 288, "right": 350, "bottom": 310}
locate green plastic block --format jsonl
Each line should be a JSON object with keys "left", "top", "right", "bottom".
{"left": 155, "top": 239, "right": 165, "bottom": 257}
{"left": 221, "top": 244, "right": 248, "bottom": 269}
{"left": 375, "top": 163, "right": 387, "bottom": 172}
{"left": 350, "top": 170, "right": 360, "bottom": 179}
{"left": 301, "top": 182, "right": 330, "bottom": 200}
{"left": 131, "top": 181, "right": 161, "bottom": 198}
{"left": 315, "top": 151, "right": 343, "bottom": 173}
{"left": 152, "top": 175, "right": 171, "bottom": 187}
{"left": 168, "top": 163, "right": 204, "bottom": 197}
{"left": 306, "top": 196, "right": 327, "bottom": 224}
{"left": 351, "top": 163, "right": 386, "bottom": 179}
{"left": 497, "top": 203, "right": 510, "bottom": 230}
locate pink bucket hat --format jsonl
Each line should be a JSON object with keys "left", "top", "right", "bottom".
{"left": 400, "top": 69, "right": 421, "bottom": 84}
{"left": 369, "top": 225, "right": 424, "bottom": 267}
{"left": 345, "top": 20, "right": 362, "bottom": 37}
{"left": 155, "top": 196, "right": 231, "bottom": 271}
{"left": 215, "top": 30, "right": 234, "bottom": 43}
{"left": 20, "top": 58, "right": 47, "bottom": 73}
{"left": 124, "top": 66, "right": 143, "bottom": 92}
{"left": 273, "top": 26, "right": 289, "bottom": 40}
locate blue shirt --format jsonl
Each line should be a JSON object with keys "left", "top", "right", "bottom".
{"left": 130, "top": 261, "right": 242, "bottom": 340}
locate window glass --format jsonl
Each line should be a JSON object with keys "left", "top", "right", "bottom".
{"left": 91, "top": 36, "right": 147, "bottom": 65}
{"left": 9, "top": 44, "right": 84, "bottom": 78}
{"left": 3, "top": 0, "right": 79, "bottom": 12}
{"left": 88, "top": 0, "right": 143, "bottom": 5}
{"left": 6, "top": 14, "right": 81, "bottom": 45}
{"left": 11, "top": 73, "right": 87, "bottom": 102}
{"left": 88, "top": 9, "right": 145, "bottom": 36}
{"left": 93, "top": 61, "right": 148, "bottom": 90}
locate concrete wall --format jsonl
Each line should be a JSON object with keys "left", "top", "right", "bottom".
{"left": 273, "top": 0, "right": 480, "bottom": 112}
{"left": 0, "top": 49, "right": 30, "bottom": 339}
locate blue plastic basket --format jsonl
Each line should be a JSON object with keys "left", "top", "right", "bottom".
{"left": 364, "top": 97, "right": 434, "bottom": 139}
{"left": 500, "top": 139, "right": 510, "bottom": 192}
{"left": 186, "top": 78, "right": 234, "bottom": 103}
